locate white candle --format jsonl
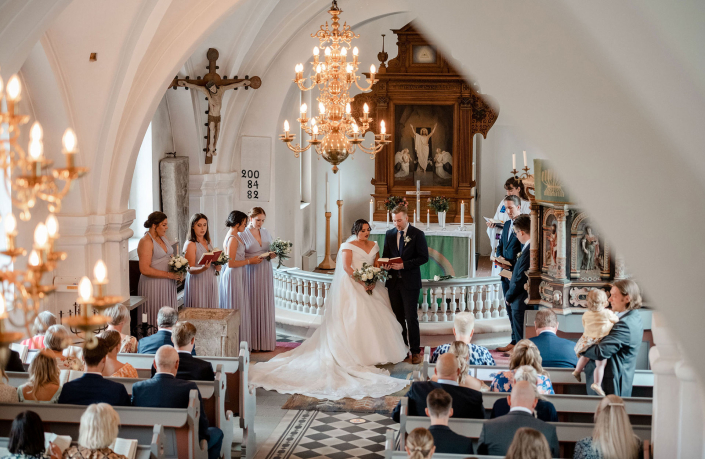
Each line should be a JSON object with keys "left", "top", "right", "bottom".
{"left": 461, "top": 201, "right": 465, "bottom": 227}
{"left": 142, "top": 313, "right": 147, "bottom": 323}
{"left": 386, "top": 210, "right": 390, "bottom": 228}
{"left": 427, "top": 209, "right": 430, "bottom": 228}
{"left": 512, "top": 153, "right": 516, "bottom": 170}
{"left": 523, "top": 150, "right": 527, "bottom": 168}
{"left": 370, "top": 198, "right": 374, "bottom": 223}
{"left": 325, "top": 173, "right": 329, "bottom": 212}
{"left": 414, "top": 209, "right": 417, "bottom": 225}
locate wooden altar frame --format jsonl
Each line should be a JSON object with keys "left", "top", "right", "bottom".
{"left": 351, "top": 22, "right": 498, "bottom": 223}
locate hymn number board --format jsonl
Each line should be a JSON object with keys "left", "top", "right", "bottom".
{"left": 240, "top": 136, "right": 271, "bottom": 202}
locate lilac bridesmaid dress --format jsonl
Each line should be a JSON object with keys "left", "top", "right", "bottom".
{"left": 218, "top": 234, "right": 249, "bottom": 348}
{"left": 183, "top": 240, "right": 218, "bottom": 308}
{"left": 138, "top": 232, "right": 177, "bottom": 327}
{"left": 241, "top": 227, "right": 276, "bottom": 351}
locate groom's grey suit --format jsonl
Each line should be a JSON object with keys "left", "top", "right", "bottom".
{"left": 383, "top": 224, "right": 429, "bottom": 355}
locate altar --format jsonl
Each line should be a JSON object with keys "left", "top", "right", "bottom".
{"left": 370, "top": 222, "right": 476, "bottom": 278}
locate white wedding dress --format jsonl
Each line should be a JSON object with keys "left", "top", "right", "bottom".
{"left": 249, "top": 240, "right": 409, "bottom": 400}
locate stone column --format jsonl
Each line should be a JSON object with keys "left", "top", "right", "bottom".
{"left": 676, "top": 359, "right": 705, "bottom": 458}
{"left": 188, "top": 172, "right": 237, "bottom": 248}
{"left": 529, "top": 202, "right": 540, "bottom": 274}
{"left": 160, "top": 156, "right": 189, "bottom": 249}
{"left": 554, "top": 207, "right": 567, "bottom": 281}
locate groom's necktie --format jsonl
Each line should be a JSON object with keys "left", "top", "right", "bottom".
{"left": 399, "top": 230, "right": 405, "bottom": 256}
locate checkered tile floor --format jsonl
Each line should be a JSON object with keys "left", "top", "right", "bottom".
{"left": 256, "top": 410, "right": 397, "bottom": 459}
{"left": 276, "top": 333, "right": 305, "bottom": 344}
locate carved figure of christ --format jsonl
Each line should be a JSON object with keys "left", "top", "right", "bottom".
{"left": 177, "top": 79, "right": 252, "bottom": 158}
{"left": 409, "top": 123, "right": 437, "bottom": 172}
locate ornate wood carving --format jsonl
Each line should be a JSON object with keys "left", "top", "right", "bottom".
{"left": 352, "top": 22, "right": 498, "bottom": 223}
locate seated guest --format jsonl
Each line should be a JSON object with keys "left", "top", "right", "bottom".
{"left": 58, "top": 338, "right": 131, "bottom": 406}
{"left": 392, "top": 353, "right": 484, "bottom": 422}
{"left": 150, "top": 321, "right": 214, "bottom": 380}
{"left": 405, "top": 427, "right": 435, "bottom": 459}
{"left": 490, "top": 366, "right": 558, "bottom": 422}
{"left": 43, "top": 325, "right": 84, "bottom": 371}
{"left": 63, "top": 403, "right": 128, "bottom": 459}
{"left": 424, "top": 389, "right": 474, "bottom": 455}
{"left": 478, "top": 381, "right": 559, "bottom": 457}
{"left": 490, "top": 339, "right": 555, "bottom": 394}
{"left": 4, "top": 410, "right": 62, "bottom": 459}
{"left": 505, "top": 427, "right": 553, "bottom": 459}
{"left": 5, "top": 349, "right": 25, "bottom": 373}
{"left": 99, "top": 330, "right": 138, "bottom": 378}
{"left": 430, "top": 312, "right": 495, "bottom": 366}
{"left": 132, "top": 346, "right": 223, "bottom": 459}
{"left": 18, "top": 350, "right": 62, "bottom": 403}
{"left": 430, "top": 341, "right": 486, "bottom": 391}
{"left": 137, "top": 306, "right": 196, "bottom": 355}
{"left": 0, "top": 367, "right": 18, "bottom": 403}
{"left": 574, "top": 394, "right": 642, "bottom": 459}
{"left": 104, "top": 304, "right": 138, "bottom": 353}
{"left": 20, "top": 311, "right": 57, "bottom": 350}
{"left": 529, "top": 308, "right": 577, "bottom": 368}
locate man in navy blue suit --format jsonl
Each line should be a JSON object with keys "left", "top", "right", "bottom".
{"left": 138, "top": 306, "right": 196, "bottom": 355}
{"left": 150, "top": 321, "right": 214, "bottom": 380}
{"left": 132, "top": 346, "right": 223, "bottom": 459}
{"left": 529, "top": 309, "right": 577, "bottom": 368}
{"left": 503, "top": 215, "right": 532, "bottom": 347}
{"left": 58, "top": 337, "right": 131, "bottom": 406}
{"left": 495, "top": 196, "right": 523, "bottom": 352}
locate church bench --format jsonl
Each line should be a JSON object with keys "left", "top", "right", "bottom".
{"left": 383, "top": 430, "right": 506, "bottom": 459}
{"left": 0, "top": 391, "right": 207, "bottom": 459}
{"left": 397, "top": 398, "right": 651, "bottom": 458}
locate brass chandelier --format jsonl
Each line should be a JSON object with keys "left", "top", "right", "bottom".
{"left": 0, "top": 72, "right": 123, "bottom": 364}
{"left": 280, "top": 0, "right": 390, "bottom": 173}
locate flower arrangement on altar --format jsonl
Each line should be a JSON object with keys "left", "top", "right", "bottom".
{"left": 270, "top": 238, "right": 293, "bottom": 269}
{"left": 384, "top": 196, "right": 408, "bottom": 211}
{"left": 352, "top": 263, "right": 389, "bottom": 295}
{"left": 168, "top": 254, "right": 189, "bottom": 277}
{"left": 428, "top": 196, "right": 450, "bottom": 213}
{"left": 211, "top": 249, "right": 229, "bottom": 275}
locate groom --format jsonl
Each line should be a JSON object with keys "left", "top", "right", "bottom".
{"left": 381, "top": 205, "right": 429, "bottom": 364}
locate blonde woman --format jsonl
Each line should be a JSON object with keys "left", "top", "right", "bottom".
{"left": 490, "top": 339, "right": 554, "bottom": 394}
{"left": 103, "top": 304, "right": 137, "bottom": 353}
{"left": 573, "top": 394, "right": 641, "bottom": 459}
{"left": 99, "top": 330, "right": 138, "bottom": 378}
{"left": 405, "top": 427, "right": 435, "bottom": 459}
{"left": 430, "top": 341, "right": 487, "bottom": 391}
{"left": 20, "top": 311, "right": 57, "bottom": 350}
{"left": 43, "top": 325, "right": 84, "bottom": 371}
{"left": 18, "top": 350, "right": 62, "bottom": 403}
{"left": 63, "top": 403, "right": 128, "bottom": 459}
{"left": 489, "top": 366, "right": 558, "bottom": 422}
{"left": 505, "top": 427, "right": 552, "bottom": 459}
{"left": 0, "top": 367, "right": 17, "bottom": 403}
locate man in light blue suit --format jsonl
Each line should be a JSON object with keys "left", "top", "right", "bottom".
{"left": 529, "top": 309, "right": 578, "bottom": 368}
{"left": 137, "top": 306, "right": 196, "bottom": 355}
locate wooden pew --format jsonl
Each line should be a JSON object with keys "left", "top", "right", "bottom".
{"left": 0, "top": 392, "right": 207, "bottom": 459}
{"left": 26, "top": 342, "right": 257, "bottom": 458}
{"left": 397, "top": 398, "right": 652, "bottom": 458}
{"left": 6, "top": 367, "right": 235, "bottom": 459}
{"left": 383, "top": 430, "right": 505, "bottom": 459}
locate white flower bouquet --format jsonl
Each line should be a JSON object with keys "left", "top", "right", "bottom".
{"left": 352, "top": 263, "right": 389, "bottom": 296}
{"left": 211, "top": 248, "right": 230, "bottom": 275}
{"left": 433, "top": 274, "right": 454, "bottom": 281}
{"left": 168, "top": 254, "right": 189, "bottom": 277}
{"left": 270, "top": 238, "right": 293, "bottom": 269}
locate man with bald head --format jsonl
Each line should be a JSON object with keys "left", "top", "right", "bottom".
{"left": 132, "top": 346, "right": 223, "bottom": 459}
{"left": 392, "top": 353, "right": 484, "bottom": 422}
{"left": 477, "top": 381, "right": 559, "bottom": 457}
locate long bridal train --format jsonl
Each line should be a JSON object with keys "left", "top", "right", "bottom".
{"left": 249, "top": 240, "right": 409, "bottom": 400}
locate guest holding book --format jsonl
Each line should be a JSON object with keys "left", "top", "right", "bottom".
{"left": 241, "top": 207, "right": 276, "bottom": 352}
{"left": 4, "top": 411, "right": 62, "bottom": 459}
{"left": 183, "top": 213, "right": 220, "bottom": 309}
{"left": 137, "top": 211, "right": 179, "bottom": 327}
{"left": 63, "top": 404, "right": 129, "bottom": 459}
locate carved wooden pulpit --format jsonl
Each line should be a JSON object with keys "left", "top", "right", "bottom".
{"left": 351, "top": 22, "right": 498, "bottom": 223}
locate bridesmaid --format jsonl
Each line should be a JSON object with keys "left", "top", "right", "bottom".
{"left": 137, "top": 211, "right": 179, "bottom": 327}
{"left": 183, "top": 213, "right": 220, "bottom": 308}
{"left": 218, "top": 211, "right": 263, "bottom": 349}
{"left": 241, "top": 207, "right": 276, "bottom": 351}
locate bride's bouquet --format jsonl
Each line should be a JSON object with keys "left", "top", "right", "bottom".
{"left": 211, "top": 248, "right": 229, "bottom": 276}
{"left": 270, "top": 238, "right": 293, "bottom": 269}
{"left": 352, "top": 263, "right": 389, "bottom": 296}
{"left": 168, "top": 254, "right": 189, "bottom": 278}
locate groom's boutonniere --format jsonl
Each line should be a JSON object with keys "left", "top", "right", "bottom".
{"left": 404, "top": 236, "right": 412, "bottom": 244}
{"left": 517, "top": 251, "right": 522, "bottom": 260}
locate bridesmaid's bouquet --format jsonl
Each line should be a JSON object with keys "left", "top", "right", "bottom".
{"left": 211, "top": 248, "right": 230, "bottom": 276}
{"left": 352, "top": 263, "right": 389, "bottom": 295}
{"left": 270, "top": 238, "right": 293, "bottom": 269}
{"left": 168, "top": 254, "right": 189, "bottom": 277}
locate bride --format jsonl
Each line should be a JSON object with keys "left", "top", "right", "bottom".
{"left": 249, "top": 219, "right": 410, "bottom": 400}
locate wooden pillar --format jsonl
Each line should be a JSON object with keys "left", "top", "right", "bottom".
{"left": 554, "top": 208, "right": 568, "bottom": 281}
{"left": 529, "top": 202, "right": 541, "bottom": 274}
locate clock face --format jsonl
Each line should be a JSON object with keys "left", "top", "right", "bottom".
{"left": 412, "top": 45, "right": 437, "bottom": 64}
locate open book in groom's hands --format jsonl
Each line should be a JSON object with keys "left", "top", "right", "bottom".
{"left": 378, "top": 257, "right": 403, "bottom": 265}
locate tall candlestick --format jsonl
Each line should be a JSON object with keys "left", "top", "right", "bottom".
{"left": 386, "top": 210, "right": 390, "bottom": 228}
{"left": 369, "top": 198, "right": 374, "bottom": 224}
{"left": 460, "top": 201, "right": 465, "bottom": 228}
{"left": 512, "top": 153, "right": 516, "bottom": 170}
{"left": 416, "top": 180, "right": 421, "bottom": 218}
{"left": 523, "top": 150, "right": 527, "bottom": 168}
{"left": 338, "top": 172, "right": 341, "bottom": 200}
{"left": 325, "top": 173, "right": 329, "bottom": 212}
{"left": 414, "top": 209, "right": 417, "bottom": 225}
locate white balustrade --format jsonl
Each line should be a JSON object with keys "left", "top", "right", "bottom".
{"left": 273, "top": 268, "right": 504, "bottom": 323}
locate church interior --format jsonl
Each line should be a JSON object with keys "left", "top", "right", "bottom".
{"left": 0, "top": 0, "right": 704, "bottom": 458}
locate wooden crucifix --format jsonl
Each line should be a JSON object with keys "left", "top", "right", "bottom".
{"left": 169, "top": 48, "right": 262, "bottom": 164}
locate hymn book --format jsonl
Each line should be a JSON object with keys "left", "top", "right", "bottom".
{"left": 499, "top": 269, "right": 513, "bottom": 279}
{"left": 110, "top": 438, "right": 138, "bottom": 459}
{"left": 490, "top": 255, "right": 513, "bottom": 267}
{"left": 44, "top": 433, "right": 72, "bottom": 453}
{"left": 197, "top": 250, "right": 223, "bottom": 266}
{"left": 484, "top": 217, "right": 504, "bottom": 227}
{"left": 378, "top": 257, "right": 403, "bottom": 265}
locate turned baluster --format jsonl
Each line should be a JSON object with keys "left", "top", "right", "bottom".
{"left": 476, "top": 285, "right": 484, "bottom": 320}
{"left": 322, "top": 282, "right": 330, "bottom": 313}
{"left": 459, "top": 286, "right": 467, "bottom": 313}
{"left": 309, "top": 281, "right": 317, "bottom": 314}
{"left": 437, "top": 287, "right": 446, "bottom": 322}
{"left": 316, "top": 281, "right": 324, "bottom": 314}
{"left": 491, "top": 284, "right": 500, "bottom": 318}
{"left": 302, "top": 280, "right": 311, "bottom": 314}
{"left": 467, "top": 286, "right": 476, "bottom": 317}
{"left": 484, "top": 284, "right": 492, "bottom": 319}
{"left": 421, "top": 288, "right": 429, "bottom": 322}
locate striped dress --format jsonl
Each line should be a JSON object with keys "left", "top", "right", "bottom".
{"left": 241, "top": 227, "right": 276, "bottom": 351}
{"left": 137, "top": 232, "right": 177, "bottom": 327}
{"left": 183, "top": 240, "right": 219, "bottom": 308}
{"left": 218, "top": 233, "right": 249, "bottom": 348}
